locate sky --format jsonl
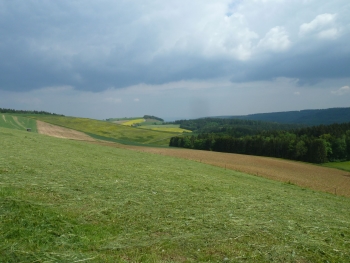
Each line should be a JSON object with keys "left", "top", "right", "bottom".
{"left": 0, "top": 0, "right": 350, "bottom": 121}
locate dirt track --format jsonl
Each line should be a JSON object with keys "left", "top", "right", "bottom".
{"left": 36, "top": 120, "right": 96, "bottom": 141}
{"left": 37, "top": 120, "right": 350, "bottom": 197}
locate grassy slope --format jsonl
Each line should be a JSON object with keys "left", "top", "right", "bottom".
{"left": 0, "top": 114, "right": 37, "bottom": 132}
{"left": 122, "top": 118, "right": 145, "bottom": 126}
{"left": 139, "top": 124, "right": 192, "bottom": 133}
{"left": 1, "top": 127, "right": 349, "bottom": 262}
{"left": 31, "top": 115, "right": 179, "bottom": 146}
{"left": 323, "top": 161, "right": 350, "bottom": 172}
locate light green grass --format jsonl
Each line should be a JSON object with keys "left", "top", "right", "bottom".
{"left": 139, "top": 119, "right": 164, "bottom": 126}
{"left": 1, "top": 127, "right": 349, "bottom": 262}
{"left": 323, "top": 161, "right": 350, "bottom": 172}
{"left": 122, "top": 118, "right": 145, "bottom": 126}
{"left": 0, "top": 114, "right": 37, "bottom": 132}
{"left": 30, "top": 115, "right": 178, "bottom": 146}
{"left": 139, "top": 124, "right": 192, "bottom": 133}
{"left": 106, "top": 117, "right": 143, "bottom": 122}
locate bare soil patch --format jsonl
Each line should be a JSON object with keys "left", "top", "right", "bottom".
{"left": 36, "top": 120, "right": 95, "bottom": 141}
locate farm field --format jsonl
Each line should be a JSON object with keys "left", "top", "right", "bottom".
{"left": 323, "top": 161, "right": 350, "bottom": 173}
{"left": 34, "top": 120, "right": 350, "bottom": 197}
{"left": 121, "top": 118, "right": 145, "bottom": 126}
{"left": 31, "top": 115, "right": 180, "bottom": 146}
{"left": 106, "top": 117, "right": 143, "bottom": 125}
{"left": 138, "top": 124, "right": 192, "bottom": 133}
{"left": 99, "top": 142, "right": 350, "bottom": 197}
{"left": 37, "top": 120, "right": 95, "bottom": 141}
{"left": 0, "top": 114, "right": 37, "bottom": 132}
{"left": 1, "top": 127, "right": 350, "bottom": 262}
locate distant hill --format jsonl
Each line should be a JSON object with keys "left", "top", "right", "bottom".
{"left": 217, "top": 107, "right": 350, "bottom": 125}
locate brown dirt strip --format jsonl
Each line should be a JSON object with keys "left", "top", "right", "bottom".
{"left": 36, "top": 120, "right": 96, "bottom": 141}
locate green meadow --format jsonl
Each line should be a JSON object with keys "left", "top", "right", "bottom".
{"left": 31, "top": 115, "right": 179, "bottom": 146}
{"left": 1, "top": 127, "right": 349, "bottom": 262}
{"left": 139, "top": 124, "right": 192, "bottom": 133}
{"left": 323, "top": 161, "right": 350, "bottom": 172}
{"left": 0, "top": 114, "right": 37, "bottom": 132}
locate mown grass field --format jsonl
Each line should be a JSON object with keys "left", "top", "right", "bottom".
{"left": 1, "top": 127, "right": 350, "bottom": 262}
{"left": 323, "top": 161, "right": 350, "bottom": 172}
{"left": 30, "top": 115, "right": 179, "bottom": 146}
{"left": 0, "top": 114, "right": 37, "bottom": 132}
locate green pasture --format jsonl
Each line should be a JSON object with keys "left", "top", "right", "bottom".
{"left": 138, "top": 119, "right": 163, "bottom": 126}
{"left": 139, "top": 124, "right": 192, "bottom": 133}
{"left": 30, "top": 115, "right": 179, "bottom": 146}
{"left": 1, "top": 127, "right": 349, "bottom": 262}
{"left": 0, "top": 114, "right": 37, "bottom": 132}
{"left": 121, "top": 118, "right": 145, "bottom": 126}
{"left": 106, "top": 117, "right": 143, "bottom": 122}
{"left": 323, "top": 161, "right": 350, "bottom": 172}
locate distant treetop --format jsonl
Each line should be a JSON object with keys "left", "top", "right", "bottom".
{"left": 143, "top": 115, "right": 164, "bottom": 122}
{"left": 0, "top": 108, "right": 64, "bottom": 116}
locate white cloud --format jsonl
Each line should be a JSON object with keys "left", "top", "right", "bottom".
{"left": 294, "top": 91, "right": 301, "bottom": 96}
{"left": 257, "top": 26, "right": 291, "bottom": 52}
{"left": 317, "top": 28, "right": 339, "bottom": 39}
{"left": 331, "top": 86, "right": 350, "bottom": 95}
{"left": 134, "top": 98, "right": 140, "bottom": 102}
{"left": 299, "top": 13, "right": 339, "bottom": 39}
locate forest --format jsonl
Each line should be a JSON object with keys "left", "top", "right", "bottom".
{"left": 143, "top": 115, "right": 164, "bottom": 122}
{"left": 218, "top": 107, "right": 350, "bottom": 125}
{"left": 0, "top": 108, "right": 63, "bottom": 115}
{"left": 169, "top": 122, "right": 350, "bottom": 163}
{"left": 170, "top": 117, "right": 305, "bottom": 137}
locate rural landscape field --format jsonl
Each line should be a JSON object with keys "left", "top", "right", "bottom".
{"left": 2, "top": 1, "right": 350, "bottom": 262}
{"left": 1, "top": 112, "right": 350, "bottom": 262}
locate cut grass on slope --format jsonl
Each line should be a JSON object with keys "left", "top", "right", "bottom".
{"left": 0, "top": 114, "right": 37, "bottom": 132}
{"left": 30, "top": 115, "right": 179, "bottom": 146}
{"left": 1, "top": 127, "right": 350, "bottom": 262}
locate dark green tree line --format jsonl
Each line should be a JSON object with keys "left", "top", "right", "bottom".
{"left": 0, "top": 108, "right": 63, "bottom": 116}
{"left": 169, "top": 122, "right": 350, "bottom": 163}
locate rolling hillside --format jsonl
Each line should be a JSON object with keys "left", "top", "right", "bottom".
{"left": 0, "top": 114, "right": 37, "bottom": 132}
{"left": 218, "top": 107, "right": 350, "bottom": 125}
{"left": 1, "top": 127, "right": 350, "bottom": 262}
{"left": 30, "top": 115, "right": 180, "bottom": 146}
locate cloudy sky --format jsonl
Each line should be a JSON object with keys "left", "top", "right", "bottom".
{"left": 1, "top": 0, "right": 349, "bottom": 120}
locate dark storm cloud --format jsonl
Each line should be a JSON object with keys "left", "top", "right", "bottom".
{"left": 0, "top": 0, "right": 349, "bottom": 92}
{"left": 232, "top": 36, "right": 350, "bottom": 84}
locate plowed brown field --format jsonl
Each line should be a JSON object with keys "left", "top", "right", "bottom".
{"left": 37, "top": 120, "right": 350, "bottom": 197}
{"left": 36, "top": 120, "right": 95, "bottom": 141}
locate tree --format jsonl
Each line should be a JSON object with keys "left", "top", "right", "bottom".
{"left": 295, "top": 140, "right": 308, "bottom": 160}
